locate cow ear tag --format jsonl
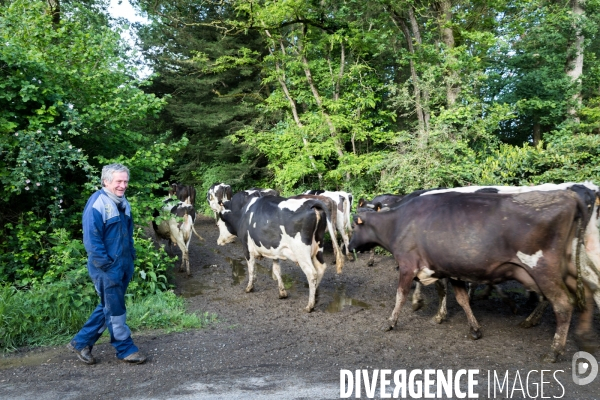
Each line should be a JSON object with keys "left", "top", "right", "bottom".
{"left": 357, "top": 217, "right": 363, "bottom": 224}
{"left": 596, "top": 196, "right": 600, "bottom": 206}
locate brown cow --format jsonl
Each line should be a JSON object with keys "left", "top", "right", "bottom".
{"left": 348, "top": 190, "right": 594, "bottom": 362}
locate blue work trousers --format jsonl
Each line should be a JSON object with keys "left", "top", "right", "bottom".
{"left": 71, "top": 267, "right": 138, "bottom": 359}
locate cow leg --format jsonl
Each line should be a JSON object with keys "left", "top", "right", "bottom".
{"left": 297, "top": 260, "right": 318, "bottom": 313}
{"left": 565, "top": 275, "right": 599, "bottom": 353}
{"left": 449, "top": 279, "right": 482, "bottom": 340}
{"left": 182, "top": 249, "right": 190, "bottom": 277}
{"left": 531, "top": 273, "right": 574, "bottom": 362}
{"left": 327, "top": 221, "right": 344, "bottom": 274}
{"left": 313, "top": 254, "right": 327, "bottom": 289}
{"left": 381, "top": 266, "right": 414, "bottom": 331}
{"left": 172, "top": 231, "right": 191, "bottom": 276}
{"left": 546, "top": 304, "right": 573, "bottom": 363}
{"left": 433, "top": 278, "right": 448, "bottom": 324}
{"left": 271, "top": 260, "right": 287, "bottom": 299}
{"left": 412, "top": 281, "right": 424, "bottom": 311}
{"left": 245, "top": 256, "right": 257, "bottom": 293}
{"left": 342, "top": 231, "right": 353, "bottom": 261}
{"left": 520, "top": 294, "right": 549, "bottom": 328}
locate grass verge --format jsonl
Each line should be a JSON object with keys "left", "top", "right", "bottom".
{"left": 0, "top": 285, "right": 216, "bottom": 352}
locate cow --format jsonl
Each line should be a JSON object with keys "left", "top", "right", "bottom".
{"left": 206, "top": 183, "right": 233, "bottom": 221}
{"left": 370, "top": 183, "right": 600, "bottom": 321}
{"left": 217, "top": 195, "right": 330, "bottom": 312}
{"left": 357, "top": 194, "right": 405, "bottom": 212}
{"left": 416, "top": 182, "right": 600, "bottom": 325}
{"left": 290, "top": 194, "right": 345, "bottom": 273}
{"left": 169, "top": 183, "right": 196, "bottom": 206}
{"left": 152, "top": 200, "right": 203, "bottom": 277}
{"left": 348, "top": 190, "right": 594, "bottom": 362}
{"left": 304, "top": 190, "right": 353, "bottom": 260}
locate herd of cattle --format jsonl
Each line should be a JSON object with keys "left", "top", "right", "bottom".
{"left": 154, "top": 181, "right": 600, "bottom": 362}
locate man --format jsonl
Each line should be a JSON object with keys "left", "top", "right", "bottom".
{"left": 67, "top": 163, "right": 146, "bottom": 365}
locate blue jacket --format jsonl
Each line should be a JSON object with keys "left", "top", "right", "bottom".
{"left": 82, "top": 189, "right": 136, "bottom": 280}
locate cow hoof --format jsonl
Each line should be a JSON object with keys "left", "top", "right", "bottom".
{"left": 469, "top": 328, "right": 482, "bottom": 340}
{"left": 245, "top": 287, "right": 254, "bottom": 293}
{"left": 303, "top": 306, "right": 313, "bottom": 313}
{"left": 542, "top": 352, "right": 559, "bottom": 363}
{"left": 278, "top": 291, "right": 288, "bottom": 299}
{"left": 412, "top": 299, "right": 424, "bottom": 311}
{"left": 367, "top": 260, "right": 374, "bottom": 267}
{"left": 380, "top": 323, "right": 394, "bottom": 332}
{"left": 433, "top": 315, "right": 445, "bottom": 324}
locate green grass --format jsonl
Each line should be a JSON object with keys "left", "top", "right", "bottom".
{"left": 0, "top": 285, "right": 216, "bottom": 352}
{"left": 126, "top": 290, "right": 217, "bottom": 332}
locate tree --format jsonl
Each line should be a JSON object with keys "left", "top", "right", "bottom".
{"left": 0, "top": 0, "right": 172, "bottom": 282}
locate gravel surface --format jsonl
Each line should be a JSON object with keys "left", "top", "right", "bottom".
{"left": 1, "top": 215, "right": 599, "bottom": 399}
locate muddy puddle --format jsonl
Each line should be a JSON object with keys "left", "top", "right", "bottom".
{"left": 324, "top": 285, "right": 371, "bottom": 313}
{"left": 0, "top": 347, "right": 64, "bottom": 370}
{"left": 177, "top": 268, "right": 214, "bottom": 298}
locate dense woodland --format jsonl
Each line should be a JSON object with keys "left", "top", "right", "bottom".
{"left": 1, "top": 0, "right": 599, "bottom": 349}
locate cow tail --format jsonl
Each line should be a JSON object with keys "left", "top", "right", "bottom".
{"left": 575, "top": 217, "right": 586, "bottom": 311}
{"left": 311, "top": 201, "right": 329, "bottom": 248}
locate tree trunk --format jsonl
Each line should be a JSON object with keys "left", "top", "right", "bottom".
{"left": 533, "top": 121, "right": 541, "bottom": 146}
{"left": 46, "top": 0, "right": 60, "bottom": 27}
{"left": 436, "top": 0, "right": 459, "bottom": 107}
{"left": 565, "top": 0, "right": 584, "bottom": 122}
{"left": 409, "top": 7, "right": 430, "bottom": 131}
{"left": 392, "top": 13, "right": 425, "bottom": 135}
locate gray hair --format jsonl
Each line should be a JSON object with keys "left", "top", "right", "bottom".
{"left": 101, "top": 163, "right": 130, "bottom": 187}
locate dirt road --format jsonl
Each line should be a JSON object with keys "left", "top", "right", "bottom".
{"left": 1, "top": 215, "right": 599, "bottom": 399}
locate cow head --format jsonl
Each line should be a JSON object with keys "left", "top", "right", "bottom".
{"left": 348, "top": 214, "right": 377, "bottom": 253}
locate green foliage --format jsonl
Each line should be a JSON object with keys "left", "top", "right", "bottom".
{"left": 0, "top": 275, "right": 96, "bottom": 351}
{"left": 129, "top": 229, "right": 175, "bottom": 297}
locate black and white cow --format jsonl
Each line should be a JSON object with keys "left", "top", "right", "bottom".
{"left": 348, "top": 189, "right": 594, "bottom": 362}
{"left": 217, "top": 195, "right": 330, "bottom": 312}
{"left": 152, "top": 200, "right": 203, "bottom": 277}
{"left": 206, "top": 183, "right": 233, "bottom": 221}
{"left": 304, "top": 190, "right": 353, "bottom": 260}
{"left": 291, "top": 194, "right": 344, "bottom": 273}
{"left": 169, "top": 183, "right": 197, "bottom": 207}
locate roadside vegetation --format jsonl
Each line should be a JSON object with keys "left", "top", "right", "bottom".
{"left": 1, "top": 0, "right": 599, "bottom": 351}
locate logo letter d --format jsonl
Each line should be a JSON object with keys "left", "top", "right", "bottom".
{"left": 572, "top": 351, "right": 598, "bottom": 385}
